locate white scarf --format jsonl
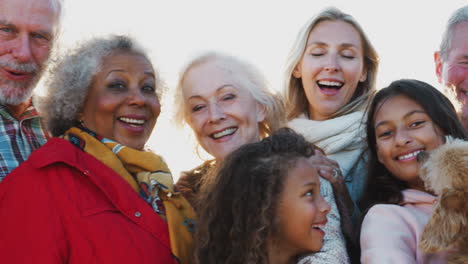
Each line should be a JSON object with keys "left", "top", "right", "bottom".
{"left": 288, "top": 111, "right": 366, "bottom": 178}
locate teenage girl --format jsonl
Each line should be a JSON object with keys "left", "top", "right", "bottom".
{"left": 360, "top": 79, "right": 467, "bottom": 263}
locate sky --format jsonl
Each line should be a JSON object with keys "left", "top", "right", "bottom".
{"left": 54, "top": 0, "right": 467, "bottom": 178}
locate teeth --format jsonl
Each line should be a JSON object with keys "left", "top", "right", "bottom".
{"left": 212, "top": 128, "right": 237, "bottom": 139}
{"left": 318, "top": 80, "right": 342, "bottom": 86}
{"left": 119, "top": 117, "right": 145, "bottom": 125}
{"left": 312, "top": 224, "right": 325, "bottom": 228}
{"left": 397, "top": 150, "right": 422, "bottom": 160}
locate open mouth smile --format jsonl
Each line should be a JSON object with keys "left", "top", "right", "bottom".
{"left": 317, "top": 80, "right": 344, "bottom": 90}
{"left": 312, "top": 220, "right": 327, "bottom": 231}
{"left": 395, "top": 149, "right": 424, "bottom": 161}
{"left": 316, "top": 80, "right": 344, "bottom": 96}
{"left": 210, "top": 127, "right": 237, "bottom": 139}
{"left": 118, "top": 117, "right": 146, "bottom": 127}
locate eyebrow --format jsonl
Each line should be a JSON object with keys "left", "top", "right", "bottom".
{"left": 0, "top": 19, "right": 53, "bottom": 38}
{"left": 187, "top": 84, "right": 235, "bottom": 101}
{"left": 303, "top": 181, "right": 317, "bottom": 187}
{"left": 375, "top": 109, "right": 427, "bottom": 129}
{"left": 106, "top": 69, "right": 155, "bottom": 78}
{"left": 145, "top": 71, "right": 155, "bottom": 78}
{"left": 306, "top": 41, "right": 359, "bottom": 49}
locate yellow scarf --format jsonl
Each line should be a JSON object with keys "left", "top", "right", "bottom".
{"left": 63, "top": 127, "right": 195, "bottom": 263}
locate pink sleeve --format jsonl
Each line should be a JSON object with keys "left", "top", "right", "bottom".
{"left": 360, "top": 204, "right": 418, "bottom": 264}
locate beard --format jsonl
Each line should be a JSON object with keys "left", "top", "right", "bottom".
{"left": 0, "top": 59, "right": 41, "bottom": 106}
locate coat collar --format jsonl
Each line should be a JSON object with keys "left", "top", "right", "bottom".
{"left": 29, "top": 138, "right": 172, "bottom": 250}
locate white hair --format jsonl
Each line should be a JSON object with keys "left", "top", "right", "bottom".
{"left": 439, "top": 6, "right": 468, "bottom": 60}
{"left": 40, "top": 35, "right": 161, "bottom": 137}
{"left": 174, "top": 51, "right": 285, "bottom": 139}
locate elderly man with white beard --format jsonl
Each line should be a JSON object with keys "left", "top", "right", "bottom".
{"left": 0, "top": 0, "right": 62, "bottom": 180}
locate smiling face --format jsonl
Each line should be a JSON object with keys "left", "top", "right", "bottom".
{"left": 435, "top": 22, "right": 468, "bottom": 129}
{"left": 0, "top": 0, "right": 59, "bottom": 105}
{"left": 182, "top": 60, "right": 265, "bottom": 160}
{"left": 293, "top": 20, "right": 366, "bottom": 121}
{"left": 374, "top": 95, "right": 445, "bottom": 190}
{"left": 272, "top": 158, "right": 330, "bottom": 259}
{"left": 80, "top": 52, "right": 160, "bottom": 150}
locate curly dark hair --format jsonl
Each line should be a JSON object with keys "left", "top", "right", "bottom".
{"left": 360, "top": 79, "right": 467, "bottom": 213}
{"left": 194, "top": 128, "right": 316, "bottom": 264}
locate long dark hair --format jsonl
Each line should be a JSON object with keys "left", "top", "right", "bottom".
{"left": 194, "top": 128, "right": 316, "bottom": 264}
{"left": 360, "top": 79, "right": 467, "bottom": 212}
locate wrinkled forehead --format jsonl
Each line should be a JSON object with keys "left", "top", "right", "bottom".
{"left": 0, "top": 0, "right": 60, "bottom": 34}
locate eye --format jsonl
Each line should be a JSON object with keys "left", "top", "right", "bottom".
{"left": 341, "top": 50, "right": 356, "bottom": 59}
{"left": 192, "top": 104, "right": 205, "bottom": 112}
{"left": 222, "top": 93, "right": 236, "bottom": 101}
{"left": 31, "top": 32, "right": 50, "bottom": 44}
{"left": 308, "top": 47, "right": 325, "bottom": 57}
{"left": 304, "top": 190, "right": 314, "bottom": 197}
{"left": 342, "top": 55, "right": 355, "bottom": 59}
{"left": 311, "top": 53, "right": 324, "bottom": 57}
{"left": 107, "top": 81, "right": 126, "bottom": 90}
{"left": 0, "top": 26, "right": 14, "bottom": 37}
{"left": 142, "top": 84, "right": 156, "bottom": 93}
{"left": 0, "top": 27, "right": 12, "bottom": 33}
{"left": 410, "top": 120, "right": 425, "bottom": 128}
{"left": 377, "top": 130, "right": 392, "bottom": 138}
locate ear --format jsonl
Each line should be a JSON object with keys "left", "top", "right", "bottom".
{"left": 292, "top": 63, "right": 302, "bottom": 78}
{"left": 434, "top": 51, "right": 443, "bottom": 83}
{"left": 359, "top": 67, "right": 367, "bottom": 82}
{"left": 256, "top": 103, "right": 266, "bottom": 123}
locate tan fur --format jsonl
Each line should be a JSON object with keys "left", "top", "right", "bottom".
{"left": 418, "top": 140, "right": 468, "bottom": 263}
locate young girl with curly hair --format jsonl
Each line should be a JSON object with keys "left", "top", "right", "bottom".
{"left": 194, "top": 128, "right": 331, "bottom": 264}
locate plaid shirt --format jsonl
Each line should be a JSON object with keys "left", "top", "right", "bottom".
{"left": 0, "top": 103, "right": 49, "bottom": 181}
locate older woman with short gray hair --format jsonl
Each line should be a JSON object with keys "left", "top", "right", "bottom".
{"left": 0, "top": 35, "right": 195, "bottom": 264}
{"left": 42, "top": 35, "right": 163, "bottom": 136}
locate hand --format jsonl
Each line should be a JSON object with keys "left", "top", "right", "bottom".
{"left": 307, "top": 149, "right": 342, "bottom": 185}
{"left": 308, "top": 148, "right": 356, "bottom": 249}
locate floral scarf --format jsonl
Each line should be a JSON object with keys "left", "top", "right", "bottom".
{"left": 63, "top": 126, "right": 195, "bottom": 263}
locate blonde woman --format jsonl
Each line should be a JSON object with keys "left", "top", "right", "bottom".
{"left": 284, "top": 7, "right": 379, "bottom": 263}
{"left": 174, "top": 52, "right": 285, "bottom": 208}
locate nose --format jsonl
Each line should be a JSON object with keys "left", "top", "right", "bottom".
{"left": 208, "top": 102, "right": 226, "bottom": 123}
{"left": 128, "top": 89, "right": 146, "bottom": 107}
{"left": 11, "top": 35, "right": 34, "bottom": 63}
{"left": 324, "top": 53, "right": 340, "bottom": 72}
{"left": 318, "top": 194, "right": 331, "bottom": 214}
{"left": 395, "top": 128, "right": 412, "bottom": 147}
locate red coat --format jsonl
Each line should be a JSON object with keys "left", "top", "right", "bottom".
{"left": 0, "top": 138, "right": 177, "bottom": 264}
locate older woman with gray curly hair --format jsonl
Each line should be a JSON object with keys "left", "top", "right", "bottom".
{"left": 0, "top": 35, "right": 195, "bottom": 264}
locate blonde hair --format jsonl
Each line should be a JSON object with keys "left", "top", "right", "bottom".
{"left": 174, "top": 52, "right": 285, "bottom": 139}
{"left": 283, "top": 7, "right": 379, "bottom": 120}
